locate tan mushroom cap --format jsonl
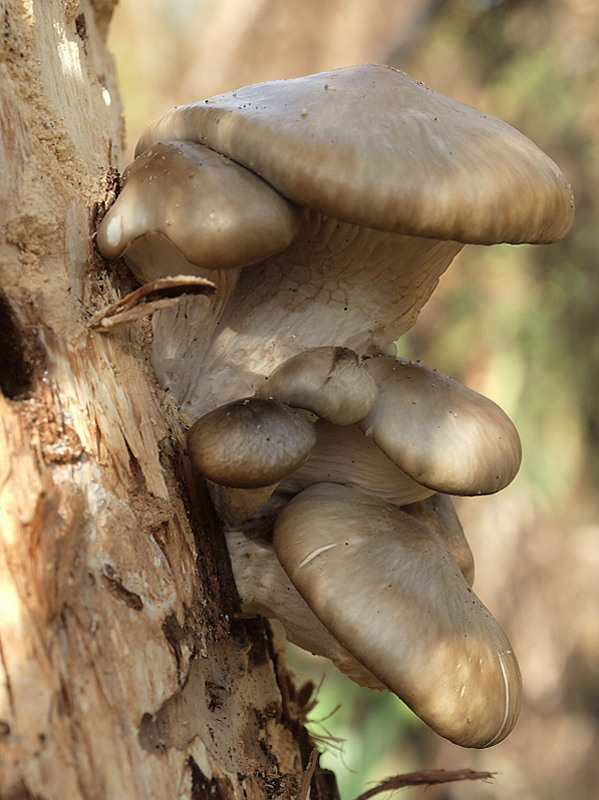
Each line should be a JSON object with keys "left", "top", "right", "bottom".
{"left": 359, "top": 357, "right": 522, "bottom": 495}
{"left": 273, "top": 483, "right": 522, "bottom": 747}
{"left": 96, "top": 140, "right": 302, "bottom": 280}
{"left": 256, "top": 346, "right": 378, "bottom": 425}
{"left": 187, "top": 397, "right": 316, "bottom": 489}
{"left": 137, "top": 64, "right": 574, "bottom": 245}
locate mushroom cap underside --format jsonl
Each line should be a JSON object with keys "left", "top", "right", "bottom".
{"left": 273, "top": 482, "right": 522, "bottom": 748}
{"left": 279, "top": 417, "right": 435, "bottom": 509}
{"left": 137, "top": 64, "right": 574, "bottom": 245}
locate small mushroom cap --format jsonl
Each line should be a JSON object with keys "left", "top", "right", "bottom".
{"left": 359, "top": 357, "right": 522, "bottom": 495}
{"left": 137, "top": 64, "right": 574, "bottom": 245}
{"left": 256, "top": 346, "right": 378, "bottom": 425}
{"left": 187, "top": 397, "right": 316, "bottom": 489}
{"left": 96, "top": 140, "right": 302, "bottom": 280}
{"left": 273, "top": 482, "right": 522, "bottom": 747}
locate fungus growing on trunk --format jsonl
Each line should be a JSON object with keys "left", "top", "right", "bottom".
{"left": 96, "top": 65, "right": 574, "bottom": 748}
{"left": 97, "top": 64, "right": 573, "bottom": 417}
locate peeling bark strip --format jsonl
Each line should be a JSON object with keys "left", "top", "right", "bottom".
{"left": 0, "top": 1, "right": 333, "bottom": 798}
{"left": 89, "top": 275, "right": 216, "bottom": 332}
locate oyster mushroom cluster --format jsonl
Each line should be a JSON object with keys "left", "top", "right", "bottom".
{"left": 96, "top": 65, "right": 574, "bottom": 748}
{"left": 188, "top": 348, "right": 523, "bottom": 748}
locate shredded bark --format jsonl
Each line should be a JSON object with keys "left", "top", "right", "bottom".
{"left": 296, "top": 748, "right": 320, "bottom": 800}
{"left": 353, "top": 769, "right": 496, "bottom": 800}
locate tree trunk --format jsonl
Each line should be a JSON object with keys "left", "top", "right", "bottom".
{"left": 0, "top": 2, "right": 333, "bottom": 798}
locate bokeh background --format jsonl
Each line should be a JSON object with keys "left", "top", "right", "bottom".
{"left": 108, "top": 1, "right": 599, "bottom": 797}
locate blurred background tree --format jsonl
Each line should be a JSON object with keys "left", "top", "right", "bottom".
{"left": 109, "top": 1, "right": 599, "bottom": 797}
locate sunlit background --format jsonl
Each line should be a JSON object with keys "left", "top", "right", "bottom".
{"left": 108, "top": 1, "right": 599, "bottom": 797}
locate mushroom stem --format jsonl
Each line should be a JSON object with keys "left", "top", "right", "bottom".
{"left": 279, "top": 418, "right": 435, "bottom": 507}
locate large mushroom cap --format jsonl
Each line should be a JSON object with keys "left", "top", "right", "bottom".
{"left": 359, "top": 356, "right": 522, "bottom": 496}
{"left": 273, "top": 482, "right": 522, "bottom": 747}
{"left": 96, "top": 140, "right": 302, "bottom": 280}
{"left": 226, "top": 528, "right": 386, "bottom": 691}
{"left": 137, "top": 64, "right": 574, "bottom": 245}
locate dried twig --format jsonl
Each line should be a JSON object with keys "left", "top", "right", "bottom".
{"left": 354, "top": 768, "right": 496, "bottom": 800}
{"left": 296, "top": 748, "right": 320, "bottom": 800}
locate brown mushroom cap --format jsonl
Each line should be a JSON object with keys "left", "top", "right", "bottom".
{"left": 359, "top": 356, "right": 522, "bottom": 495}
{"left": 273, "top": 482, "right": 522, "bottom": 747}
{"left": 96, "top": 140, "right": 302, "bottom": 281}
{"left": 256, "top": 346, "right": 378, "bottom": 425}
{"left": 187, "top": 396, "right": 316, "bottom": 488}
{"left": 137, "top": 64, "right": 574, "bottom": 245}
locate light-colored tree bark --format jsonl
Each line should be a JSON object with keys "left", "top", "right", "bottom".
{"left": 0, "top": 2, "right": 332, "bottom": 798}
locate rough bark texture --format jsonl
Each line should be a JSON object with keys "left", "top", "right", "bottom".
{"left": 0, "top": 2, "right": 334, "bottom": 798}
